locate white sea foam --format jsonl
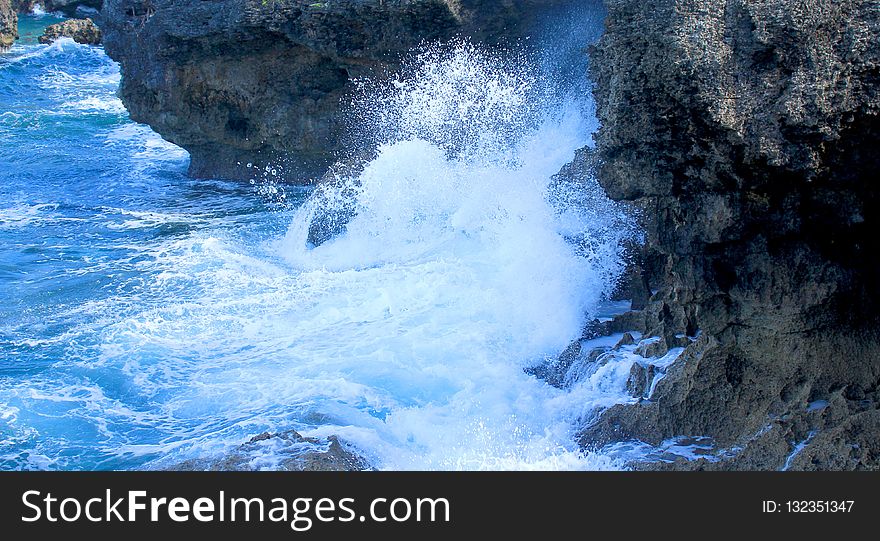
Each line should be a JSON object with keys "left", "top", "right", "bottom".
{"left": 62, "top": 95, "right": 126, "bottom": 114}
{"left": 2, "top": 38, "right": 637, "bottom": 471}
{"left": 0, "top": 41, "right": 54, "bottom": 64}
{"left": 104, "top": 124, "right": 189, "bottom": 162}
{"left": 0, "top": 202, "right": 67, "bottom": 229}
{"left": 99, "top": 207, "right": 210, "bottom": 230}
{"left": 267, "top": 42, "right": 632, "bottom": 469}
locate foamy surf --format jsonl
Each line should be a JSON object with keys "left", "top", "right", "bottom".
{"left": 1, "top": 16, "right": 637, "bottom": 471}
{"left": 268, "top": 42, "right": 632, "bottom": 469}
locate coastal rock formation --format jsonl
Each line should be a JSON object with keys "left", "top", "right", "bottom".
{"left": 1, "top": 0, "right": 17, "bottom": 50}
{"left": 101, "top": 0, "right": 572, "bottom": 181}
{"left": 39, "top": 16, "right": 101, "bottom": 44}
{"left": 579, "top": 0, "right": 880, "bottom": 470}
{"left": 10, "top": 0, "right": 33, "bottom": 12}
{"left": 10, "top": 0, "right": 30, "bottom": 12}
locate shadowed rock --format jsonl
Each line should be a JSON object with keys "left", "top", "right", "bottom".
{"left": 580, "top": 0, "right": 880, "bottom": 470}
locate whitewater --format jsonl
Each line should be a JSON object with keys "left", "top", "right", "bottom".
{"left": 1, "top": 13, "right": 640, "bottom": 470}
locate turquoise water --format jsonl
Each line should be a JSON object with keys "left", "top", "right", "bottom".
{"left": 1, "top": 15, "right": 634, "bottom": 471}
{"left": 2, "top": 16, "right": 309, "bottom": 469}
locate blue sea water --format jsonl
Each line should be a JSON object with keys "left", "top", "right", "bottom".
{"left": 1, "top": 14, "right": 637, "bottom": 470}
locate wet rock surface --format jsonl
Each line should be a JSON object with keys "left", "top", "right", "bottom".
{"left": 168, "top": 430, "right": 372, "bottom": 471}
{"left": 576, "top": 0, "right": 880, "bottom": 470}
{"left": 1, "top": 0, "right": 17, "bottom": 50}
{"left": 39, "top": 16, "right": 101, "bottom": 44}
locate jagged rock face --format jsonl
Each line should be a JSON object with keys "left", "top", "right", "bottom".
{"left": 102, "top": 0, "right": 568, "bottom": 182}
{"left": 582, "top": 0, "right": 880, "bottom": 469}
{"left": 10, "top": 1, "right": 36, "bottom": 13}
{"left": 39, "top": 17, "right": 101, "bottom": 44}
{"left": 1, "top": 0, "right": 17, "bottom": 50}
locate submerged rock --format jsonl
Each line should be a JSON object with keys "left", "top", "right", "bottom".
{"left": 1, "top": 0, "right": 17, "bottom": 50}
{"left": 580, "top": 0, "right": 880, "bottom": 470}
{"left": 306, "top": 192, "right": 358, "bottom": 248}
{"left": 39, "top": 17, "right": 101, "bottom": 44}
{"left": 168, "top": 430, "right": 372, "bottom": 472}
{"left": 303, "top": 160, "right": 366, "bottom": 247}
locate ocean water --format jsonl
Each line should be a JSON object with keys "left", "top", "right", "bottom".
{"left": 1, "top": 13, "right": 640, "bottom": 470}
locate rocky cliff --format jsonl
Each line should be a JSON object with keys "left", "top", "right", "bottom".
{"left": 39, "top": 16, "right": 101, "bottom": 44}
{"left": 75, "top": 0, "right": 880, "bottom": 470}
{"left": 578, "top": 0, "right": 880, "bottom": 470}
{"left": 102, "top": 0, "right": 571, "bottom": 182}
{"left": 1, "top": 0, "right": 17, "bottom": 50}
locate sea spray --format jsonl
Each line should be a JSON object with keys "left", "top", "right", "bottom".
{"left": 1, "top": 16, "right": 638, "bottom": 471}
{"left": 274, "top": 41, "right": 634, "bottom": 468}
